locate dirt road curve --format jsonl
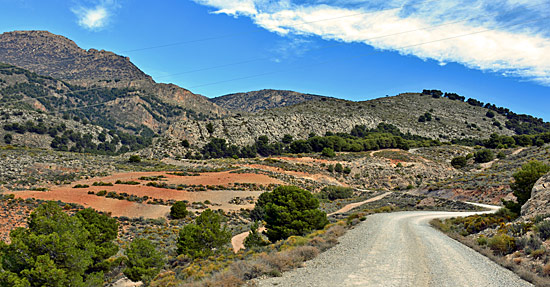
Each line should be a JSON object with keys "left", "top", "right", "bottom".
{"left": 258, "top": 210, "right": 532, "bottom": 287}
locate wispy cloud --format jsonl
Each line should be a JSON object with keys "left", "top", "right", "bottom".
{"left": 72, "top": 0, "right": 119, "bottom": 31}
{"left": 193, "top": 0, "right": 550, "bottom": 85}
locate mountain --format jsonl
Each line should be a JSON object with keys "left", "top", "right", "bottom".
{"left": 165, "top": 93, "right": 519, "bottom": 149}
{"left": 210, "top": 89, "right": 329, "bottom": 113}
{"left": 0, "top": 30, "right": 227, "bottom": 121}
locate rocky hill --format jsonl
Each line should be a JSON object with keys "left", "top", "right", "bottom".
{"left": 210, "top": 89, "right": 328, "bottom": 113}
{"left": 0, "top": 31, "right": 226, "bottom": 119}
{"left": 521, "top": 172, "right": 550, "bottom": 218}
{"left": 166, "top": 93, "right": 516, "bottom": 148}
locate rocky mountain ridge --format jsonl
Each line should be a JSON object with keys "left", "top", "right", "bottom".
{"left": 0, "top": 30, "right": 227, "bottom": 120}
{"left": 211, "top": 89, "right": 329, "bottom": 113}
{"left": 521, "top": 172, "right": 550, "bottom": 218}
{"left": 166, "top": 93, "right": 516, "bottom": 148}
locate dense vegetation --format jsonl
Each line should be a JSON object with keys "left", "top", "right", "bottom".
{"left": 176, "top": 209, "right": 231, "bottom": 259}
{"left": 252, "top": 186, "right": 329, "bottom": 242}
{"left": 422, "top": 89, "right": 550, "bottom": 134}
{"left": 503, "top": 161, "right": 550, "bottom": 215}
{"left": 196, "top": 123, "right": 440, "bottom": 159}
{"left": 0, "top": 203, "right": 119, "bottom": 286}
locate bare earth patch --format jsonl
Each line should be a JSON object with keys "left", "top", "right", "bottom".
{"left": 13, "top": 171, "right": 283, "bottom": 218}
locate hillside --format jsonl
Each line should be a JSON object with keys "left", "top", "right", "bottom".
{"left": 0, "top": 30, "right": 227, "bottom": 119}
{"left": 210, "top": 89, "right": 328, "bottom": 113}
{"left": 164, "top": 93, "right": 517, "bottom": 149}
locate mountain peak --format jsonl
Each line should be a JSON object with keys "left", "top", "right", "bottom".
{"left": 0, "top": 30, "right": 152, "bottom": 84}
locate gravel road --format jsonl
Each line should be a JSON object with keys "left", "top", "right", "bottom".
{"left": 258, "top": 210, "right": 532, "bottom": 287}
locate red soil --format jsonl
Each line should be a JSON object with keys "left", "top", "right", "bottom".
{"left": 13, "top": 171, "right": 282, "bottom": 219}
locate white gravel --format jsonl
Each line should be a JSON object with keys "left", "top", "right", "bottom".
{"left": 257, "top": 211, "right": 532, "bottom": 287}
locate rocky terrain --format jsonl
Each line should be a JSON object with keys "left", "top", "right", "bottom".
{"left": 521, "top": 172, "right": 550, "bottom": 218}
{"left": 167, "top": 93, "right": 515, "bottom": 147}
{"left": 211, "top": 89, "right": 328, "bottom": 113}
{"left": 0, "top": 31, "right": 227, "bottom": 126}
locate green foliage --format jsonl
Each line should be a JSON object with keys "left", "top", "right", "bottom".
{"left": 334, "top": 163, "right": 343, "bottom": 173}
{"left": 318, "top": 186, "right": 354, "bottom": 200}
{"left": 177, "top": 209, "right": 231, "bottom": 258}
{"left": 244, "top": 222, "right": 269, "bottom": 250}
{"left": 0, "top": 202, "right": 117, "bottom": 287}
{"left": 474, "top": 149, "right": 494, "bottom": 163}
{"left": 451, "top": 156, "right": 467, "bottom": 168}
{"left": 3, "top": 133, "right": 12, "bottom": 144}
{"left": 487, "top": 234, "right": 516, "bottom": 255}
{"left": 253, "top": 186, "right": 329, "bottom": 242}
{"left": 129, "top": 155, "right": 142, "bottom": 163}
{"left": 486, "top": 110, "right": 495, "bottom": 118}
{"left": 206, "top": 122, "right": 214, "bottom": 134}
{"left": 505, "top": 160, "right": 550, "bottom": 214}
{"left": 170, "top": 201, "right": 188, "bottom": 219}
{"left": 123, "top": 238, "right": 164, "bottom": 283}
{"left": 535, "top": 220, "right": 550, "bottom": 241}
{"left": 281, "top": 134, "right": 293, "bottom": 144}
{"left": 321, "top": 147, "right": 335, "bottom": 158}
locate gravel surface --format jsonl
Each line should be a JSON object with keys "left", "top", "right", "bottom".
{"left": 257, "top": 210, "right": 532, "bottom": 287}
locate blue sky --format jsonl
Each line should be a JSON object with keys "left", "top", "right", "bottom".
{"left": 1, "top": 0, "right": 549, "bottom": 120}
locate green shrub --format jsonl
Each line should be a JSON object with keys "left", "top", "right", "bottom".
{"left": 451, "top": 156, "right": 467, "bottom": 168}
{"left": 124, "top": 238, "right": 164, "bottom": 283}
{"left": 487, "top": 234, "right": 516, "bottom": 255}
{"left": 0, "top": 203, "right": 118, "bottom": 286}
{"left": 73, "top": 184, "right": 89, "bottom": 188}
{"left": 129, "top": 155, "right": 141, "bottom": 163}
{"left": 177, "top": 209, "right": 231, "bottom": 258}
{"left": 170, "top": 201, "right": 188, "bottom": 219}
{"left": 536, "top": 220, "right": 550, "bottom": 241}
{"left": 474, "top": 149, "right": 494, "bottom": 163}
{"left": 244, "top": 222, "right": 269, "bottom": 250}
{"left": 319, "top": 186, "right": 354, "bottom": 200}
{"left": 253, "top": 186, "right": 329, "bottom": 242}
{"left": 321, "top": 147, "right": 335, "bottom": 158}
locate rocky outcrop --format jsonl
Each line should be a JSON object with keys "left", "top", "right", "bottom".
{"left": 521, "top": 172, "right": 550, "bottom": 218}
{"left": 0, "top": 30, "right": 227, "bottom": 122}
{"left": 211, "top": 89, "right": 328, "bottom": 113}
{"left": 0, "top": 30, "right": 151, "bottom": 83}
{"left": 167, "top": 94, "right": 515, "bottom": 147}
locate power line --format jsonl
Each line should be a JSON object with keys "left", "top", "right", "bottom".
{"left": 186, "top": 15, "right": 550, "bottom": 89}
{"left": 0, "top": 5, "right": 547, "bottom": 112}
{"left": 0, "top": 7, "right": 519, "bottom": 107}
{"left": 24, "top": 14, "right": 549, "bottom": 115}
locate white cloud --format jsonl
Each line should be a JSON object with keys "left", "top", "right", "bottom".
{"left": 193, "top": 0, "right": 550, "bottom": 85}
{"left": 72, "top": 1, "right": 118, "bottom": 31}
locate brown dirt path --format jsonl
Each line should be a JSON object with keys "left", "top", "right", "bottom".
{"left": 328, "top": 192, "right": 392, "bottom": 216}
{"left": 232, "top": 227, "right": 267, "bottom": 253}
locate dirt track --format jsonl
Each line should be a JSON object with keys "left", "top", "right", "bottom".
{"left": 258, "top": 209, "right": 531, "bottom": 287}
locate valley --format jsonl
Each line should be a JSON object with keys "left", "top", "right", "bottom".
{"left": 0, "top": 30, "right": 549, "bottom": 287}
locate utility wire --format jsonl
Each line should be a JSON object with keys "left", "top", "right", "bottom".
{"left": 24, "top": 14, "right": 548, "bottom": 115}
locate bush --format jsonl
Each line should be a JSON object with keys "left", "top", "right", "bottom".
{"left": 124, "top": 238, "right": 164, "bottom": 283}
{"left": 474, "top": 149, "right": 494, "bottom": 163}
{"left": 504, "top": 160, "right": 550, "bottom": 215}
{"left": 3, "top": 133, "right": 12, "bottom": 144}
{"left": 319, "top": 186, "right": 354, "bottom": 200}
{"left": 451, "top": 156, "right": 467, "bottom": 168}
{"left": 244, "top": 222, "right": 269, "bottom": 250}
{"left": 321, "top": 147, "right": 335, "bottom": 158}
{"left": 487, "top": 234, "right": 516, "bottom": 255}
{"left": 253, "top": 186, "right": 329, "bottom": 242}
{"left": 129, "top": 155, "right": 141, "bottom": 163}
{"left": 177, "top": 209, "right": 231, "bottom": 258}
{"left": 170, "top": 201, "right": 188, "bottom": 219}
{"left": 0, "top": 203, "right": 118, "bottom": 286}
{"left": 536, "top": 220, "right": 550, "bottom": 241}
